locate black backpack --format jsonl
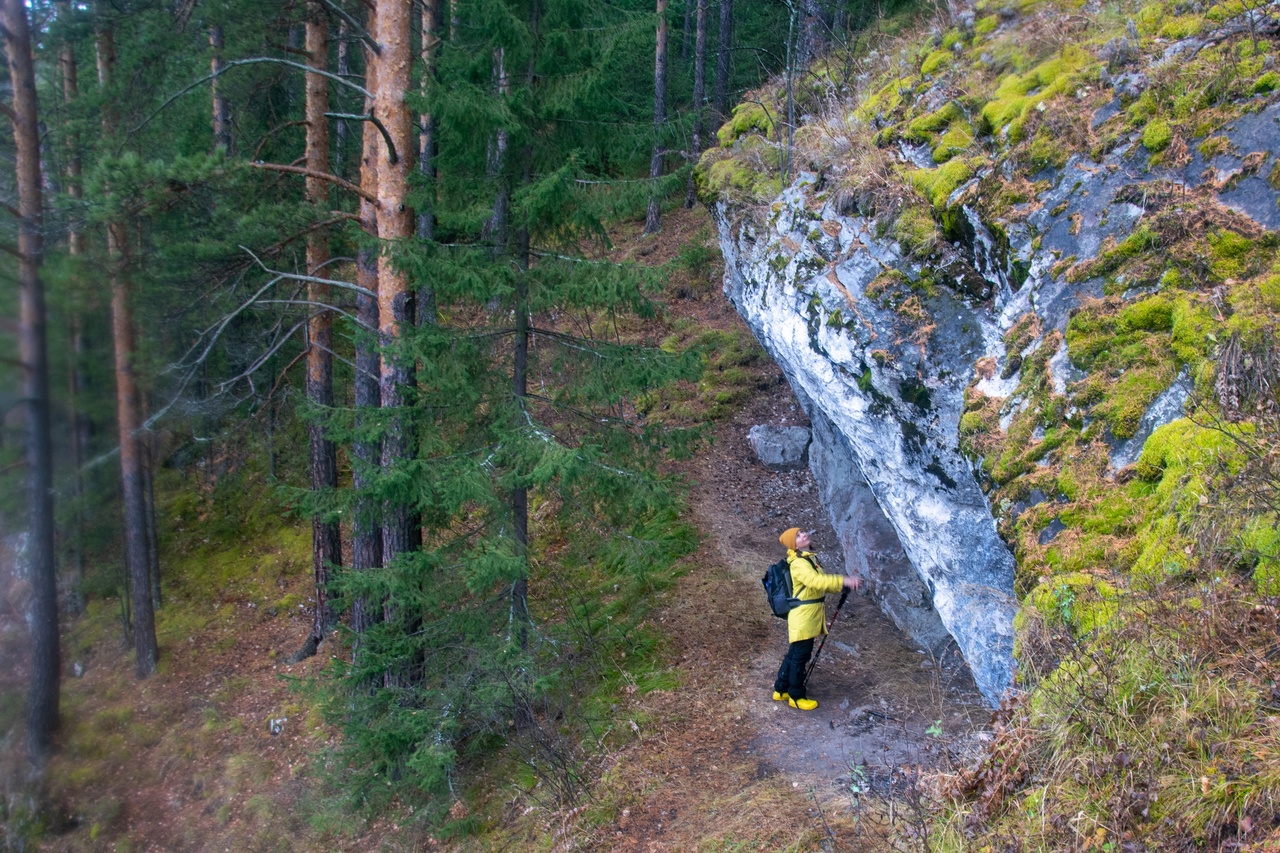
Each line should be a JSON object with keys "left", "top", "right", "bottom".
{"left": 762, "top": 556, "right": 825, "bottom": 619}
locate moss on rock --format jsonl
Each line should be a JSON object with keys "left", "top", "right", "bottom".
{"left": 716, "top": 101, "right": 776, "bottom": 147}
{"left": 1142, "top": 119, "right": 1173, "bottom": 153}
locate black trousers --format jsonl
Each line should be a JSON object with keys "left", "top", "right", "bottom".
{"left": 773, "top": 637, "right": 815, "bottom": 699}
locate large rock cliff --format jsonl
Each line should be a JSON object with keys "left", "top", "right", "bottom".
{"left": 704, "top": 0, "right": 1280, "bottom": 706}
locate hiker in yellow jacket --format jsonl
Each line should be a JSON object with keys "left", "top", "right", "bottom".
{"left": 772, "top": 527, "right": 860, "bottom": 711}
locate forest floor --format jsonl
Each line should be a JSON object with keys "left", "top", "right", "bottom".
{"left": 0, "top": 205, "right": 993, "bottom": 852}
{"left": 583, "top": 208, "right": 992, "bottom": 849}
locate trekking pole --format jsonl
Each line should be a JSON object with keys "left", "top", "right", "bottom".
{"left": 806, "top": 586, "right": 850, "bottom": 682}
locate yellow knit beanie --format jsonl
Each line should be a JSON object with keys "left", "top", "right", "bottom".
{"left": 779, "top": 527, "right": 800, "bottom": 550}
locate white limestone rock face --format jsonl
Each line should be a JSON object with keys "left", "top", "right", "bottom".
{"left": 804, "top": 398, "right": 952, "bottom": 652}
{"left": 714, "top": 176, "right": 1017, "bottom": 705}
{"left": 711, "top": 97, "right": 1280, "bottom": 707}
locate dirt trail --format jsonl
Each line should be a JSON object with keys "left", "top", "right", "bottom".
{"left": 685, "top": 364, "right": 991, "bottom": 799}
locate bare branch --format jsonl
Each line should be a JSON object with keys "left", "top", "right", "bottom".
{"left": 131, "top": 57, "right": 373, "bottom": 137}
{"left": 249, "top": 161, "right": 378, "bottom": 203}
{"left": 239, "top": 245, "right": 375, "bottom": 297}
{"left": 217, "top": 318, "right": 308, "bottom": 392}
{"left": 254, "top": 299, "right": 373, "bottom": 331}
{"left": 325, "top": 111, "right": 398, "bottom": 164}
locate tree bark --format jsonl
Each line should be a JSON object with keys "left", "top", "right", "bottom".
{"left": 108, "top": 223, "right": 157, "bottom": 678}
{"left": 712, "top": 0, "right": 732, "bottom": 122}
{"left": 511, "top": 238, "right": 531, "bottom": 649}
{"left": 799, "top": 0, "right": 823, "bottom": 69}
{"left": 484, "top": 45, "right": 510, "bottom": 249}
{"left": 681, "top": 0, "right": 691, "bottom": 61}
{"left": 143, "top": 429, "right": 160, "bottom": 609}
{"left": 351, "top": 3, "right": 382, "bottom": 640}
{"left": 784, "top": 2, "right": 796, "bottom": 181}
{"left": 210, "top": 25, "right": 232, "bottom": 152}
{"left": 293, "top": 0, "right": 342, "bottom": 662}
{"left": 351, "top": 283, "right": 381, "bottom": 640}
{"left": 373, "top": 0, "right": 420, "bottom": 576}
{"left": 5, "top": 0, "right": 61, "bottom": 767}
{"left": 416, "top": 0, "right": 440, "bottom": 326}
{"left": 685, "top": 0, "right": 707, "bottom": 208}
{"left": 98, "top": 15, "right": 158, "bottom": 678}
{"left": 510, "top": 0, "right": 540, "bottom": 658}
{"left": 334, "top": 20, "right": 351, "bottom": 179}
{"left": 59, "top": 0, "right": 87, "bottom": 615}
{"left": 644, "top": 0, "right": 669, "bottom": 236}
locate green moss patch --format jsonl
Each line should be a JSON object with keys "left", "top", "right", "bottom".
{"left": 1027, "top": 571, "right": 1119, "bottom": 634}
{"left": 1141, "top": 119, "right": 1173, "bottom": 152}
{"left": 978, "top": 46, "right": 1095, "bottom": 142}
{"left": 695, "top": 144, "right": 783, "bottom": 205}
{"left": 906, "top": 157, "right": 982, "bottom": 210}
{"left": 891, "top": 204, "right": 941, "bottom": 256}
{"left": 716, "top": 102, "right": 776, "bottom": 147}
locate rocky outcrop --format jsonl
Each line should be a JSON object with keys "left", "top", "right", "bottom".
{"left": 711, "top": 63, "right": 1280, "bottom": 706}
{"left": 715, "top": 184, "right": 1018, "bottom": 705}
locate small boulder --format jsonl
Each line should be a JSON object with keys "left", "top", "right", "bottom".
{"left": 748, "top": 425, "right": 812, "bottom": 471}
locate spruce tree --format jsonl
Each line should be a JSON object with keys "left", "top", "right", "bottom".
{"left": 320, "top": 0, "right": 704, "bottom": 802}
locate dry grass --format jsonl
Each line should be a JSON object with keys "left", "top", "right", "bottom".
{"left": 935, "top": 581, "right": 1280, "bottom": 852}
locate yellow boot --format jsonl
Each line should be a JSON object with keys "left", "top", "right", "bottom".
{"left": 771, "top": 691, "right": 789, "bottom": 701}
{"left": 788, "top": 697, "right": 818, "bottom": 711}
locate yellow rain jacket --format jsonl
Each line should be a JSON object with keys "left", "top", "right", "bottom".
{"left": 786, "top": 549, "right": 845, "bottom": 643}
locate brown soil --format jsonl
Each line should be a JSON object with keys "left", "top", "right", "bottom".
{"left": 689, "top": 376, "right": 991, "bottom": 792}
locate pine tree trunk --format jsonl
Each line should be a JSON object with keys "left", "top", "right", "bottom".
{"left": 351, "top": 282, "right": 381, "bottom": 640}
{"left": 294, "top": 0, "right": 341, "bottom": 662}
{"left": 143, "top": 429, "right": 160, "bottom": 610}
{"left": 98, "top": 17, "right": 158, "bottom": 678}
{"left": 509, "top": 0, "right": 540, "bottom": 660}
{"left": 351, "top": 3, "right": 382, "bottom": 640}
{"left": 800, "top": 0, "right": 823, "bottom": 69}
{"left": 60, "top": 0, "right": 87, "bottom": 615}
{"left": 5, "top": 0, "right": 61, "bottom": 767}
{"left": 335, "top": 20, "right": 350, "bottom": 179}
{"left": 484, "top": 45, "right": 510, "bottom": 248}
{"left": 416, "top": 0, "right": 440, "bottom": 325}
{"left": 712, "top": 0, "right": 732, "bottom": 121}
{"left": 685, "top": 0, "right": 707, "bottom": 208}
{"left": 511, "top": 243, "right": 531, "bottom": 649}
{"left": 66, "top": 314, "right": 87, "bottom": 617}
{"left": 373, "top": 0, "right": 420, "bottom": 576}
{"left": 210, "top": 25, "right": 232, "bottom": 152}
{"left": 507, "top": 2, "right": 540, "bottom": 733}
{"left": 784, "top": 3, "right": 797, "bottom": 181}
{"left": 681, "top": 0, "right": 691, "bottom": 61}
{"left": 108, "top": 221, "right": 157, "bottom": 679}
{"left": 644, "top": 0, "right": 669, "bottom": 235}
